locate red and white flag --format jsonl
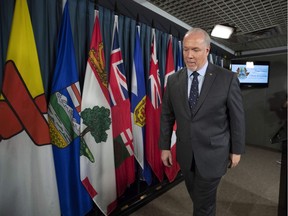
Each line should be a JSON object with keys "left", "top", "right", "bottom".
{"left": 145, "top": 28, "right": 164, "bottom": 182}
{"left": 80, "top": 11, "right": 117, "bottom": 215}
{"left": 109, "top": 15, "right": 135, "bottom": 197}
{"left": 164, "top": 35, "right": 180, "bottom": 182}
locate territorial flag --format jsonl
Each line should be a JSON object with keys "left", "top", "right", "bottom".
{"left": 0, "top": 0, "right": 60, "bottom": 215}
{"left": 145, "top": 28, "right": 164, "bottom": 182}
{"left": 48, "top": 2, "right": 93, "bottom": 215}
{"left": 131, "top": 25, "right": 152, "bottom": 185}
{"left": 80, "top": 10, "right": 117, "bottom": 215}
{"left": 163, "top": 35, "right": 180, "bottom": 182}
{"left": 109, "top": 15, "right": 135, "bottom": 197}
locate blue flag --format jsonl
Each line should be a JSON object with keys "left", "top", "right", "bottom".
{"left": 48, "top": 2, "right": 93, "bottom": 216}
{"left": 131, "top": 26, "right": 152, "bottom": 185}
{"left": 176, "top": 40, "right": 184, "bottom": 71}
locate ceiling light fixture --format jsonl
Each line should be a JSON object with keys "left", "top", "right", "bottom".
{"left": 211, "top": 24, "right": 234, "bottom": 39}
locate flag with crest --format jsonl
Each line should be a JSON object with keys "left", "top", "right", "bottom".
{"left": 131, "top": 25, "right": 152, "bottom": 185}
{"left": 145, "top": 28, "right": 164, "bottom": 182}
{"left": 48, "top": 2, "right": 93, "bottom": 215}
{"left": 109, "top": 15, "right": 135, "bottom": 197}
{"left": 0, "top": 0, "right": 60, "bottom": 215}
{"left": 80, "top": 10, "right": 117, "bottom": 215}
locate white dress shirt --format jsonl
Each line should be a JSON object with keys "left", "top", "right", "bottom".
{"left": 187, "top": 61, "right": 208, "bottom": 98}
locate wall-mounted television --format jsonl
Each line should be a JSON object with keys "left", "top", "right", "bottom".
{"left": 230, "top": 60, "right": 270, "bottom": 87}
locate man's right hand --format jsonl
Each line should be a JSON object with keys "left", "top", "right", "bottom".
{"left": 161, "top": 150, "right": 173, "bottom": 167}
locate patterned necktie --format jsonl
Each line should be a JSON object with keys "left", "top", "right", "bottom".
{"left": 189, "top": 71, "right": 199, "bottom": 111}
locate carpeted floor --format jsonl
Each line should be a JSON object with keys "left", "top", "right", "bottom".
{"left": 130, "top": 145, "right": 283, "bottom": 216}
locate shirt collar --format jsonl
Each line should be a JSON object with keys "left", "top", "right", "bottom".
{"left": 187, "top": 61, "right": 208, "bottom": 77}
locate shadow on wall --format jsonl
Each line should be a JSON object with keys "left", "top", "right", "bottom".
{"left": 269, "top": 90, "right": 287, "bottom": 148}
{"left": 267, "top": 91, "right": 287, "bottom": 124}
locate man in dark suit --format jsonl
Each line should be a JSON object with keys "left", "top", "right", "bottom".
{"left": 159, "top": 28, "right": 245, "bottom": 216}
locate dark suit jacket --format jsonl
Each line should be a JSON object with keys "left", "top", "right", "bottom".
{"left": 159, "top": 62, "right": 245, "bottom": 179}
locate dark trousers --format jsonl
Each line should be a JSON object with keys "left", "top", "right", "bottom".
{"left": 183, "top": 166, "right": 221, "bottom": 216}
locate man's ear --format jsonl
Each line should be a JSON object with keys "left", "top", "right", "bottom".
{"left": 206, "top": 46, "right": 211, "bottom": 56}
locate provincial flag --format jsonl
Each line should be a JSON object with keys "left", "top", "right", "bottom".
{"left": 109, "top": 15, "right": 135, "bottom": 197}
{"left": 48, "top": 2, "right": 93, "bottom": 216}
{"left": 80, "top": 10, "right": 117, "bottom": 215}
{"left": 131, "top": 25, "right": 152, "bottom": 185}
{"left": 0, "top": 0, "right": 60, "bottom": 215}
{"left": 145, "top": 28, "right": 164, "bottom": 182}
{"left": 163, "top": 35, "right": 180, "bottom": 182}
{"left": 176, "top": 40, "right": 184, "bottom": 71}
{"left": 209, "top": 53, "right": 214, "bottom": 64}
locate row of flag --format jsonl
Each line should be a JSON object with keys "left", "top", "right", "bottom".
{"left": 0, "top": 1, "right": 184, "bottom": 216}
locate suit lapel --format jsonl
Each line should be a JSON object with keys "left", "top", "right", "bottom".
{"left": 192, "top": 64, "right": 217, "bottom": 116}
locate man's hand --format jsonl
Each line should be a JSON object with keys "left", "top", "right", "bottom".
{"left": 161, "top": 150, "right": 173, "bottom": 167}
{"left": 229, "top": 154, "right": 241, "bottom": 168}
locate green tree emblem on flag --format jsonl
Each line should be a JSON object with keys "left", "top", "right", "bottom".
{"left": 80, "top": 106, "right": 111, "bottom": 162}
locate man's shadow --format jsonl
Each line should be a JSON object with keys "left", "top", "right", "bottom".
{"left": 267, "top": 91, "right": 287, "bottom": 123}
{"left": 268, "top": 91, "right": 287, "bottom": 216}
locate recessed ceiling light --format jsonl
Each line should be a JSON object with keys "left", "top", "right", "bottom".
{"left": 211, "top": 24, "right": 234, "bottom": 39}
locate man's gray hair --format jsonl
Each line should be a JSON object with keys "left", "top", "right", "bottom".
{"left": 184, "top": 28, "right": 211, "bottom": 46}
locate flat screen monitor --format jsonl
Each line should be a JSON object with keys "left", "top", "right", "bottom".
{"left": 230, "top": 60, "right": 270, "bottom": 87}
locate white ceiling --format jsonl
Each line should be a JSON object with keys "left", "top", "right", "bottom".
{"left": 134, "top": 0, "right": 287, "bottom": 56}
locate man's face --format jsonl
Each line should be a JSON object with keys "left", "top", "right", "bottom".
{"left": 183, "top": 32, "right": 210, "bottom": 71}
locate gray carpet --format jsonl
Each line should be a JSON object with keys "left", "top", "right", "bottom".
{"left": 130, "top": 145, "right": 282, "bottom": 216}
